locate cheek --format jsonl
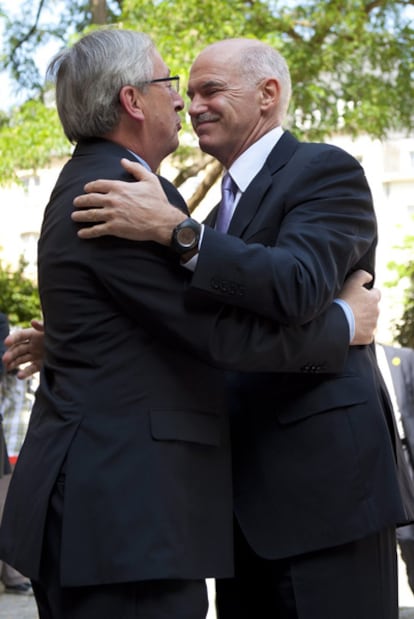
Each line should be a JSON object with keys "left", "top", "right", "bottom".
{"left": 219, "top": 105, "right": 242, "bottom": 130}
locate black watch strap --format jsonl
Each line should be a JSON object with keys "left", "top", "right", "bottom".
{"left": 171, "top": 217, "right": 201, "bottom": 255}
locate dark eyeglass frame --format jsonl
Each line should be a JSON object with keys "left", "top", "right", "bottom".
{"left": 145, "top": 76, "right": 180, "bottom": 92}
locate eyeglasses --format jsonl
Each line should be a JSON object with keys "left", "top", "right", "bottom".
{"left": 144, "top": 76, "right": 180, "bottom": 93}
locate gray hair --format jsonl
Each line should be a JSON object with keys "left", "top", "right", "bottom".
{"left": 46, "top": 29, "right": 156, "bottom": 142}
{"left": 238, "top": 42, "right": 292, "bottom": 122}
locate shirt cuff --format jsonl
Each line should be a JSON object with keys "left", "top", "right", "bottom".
{"left": 333, "top": 298, "right": 355, "bottom": 343}
{"left": 181, "top": 225, "right": 205, "bottom": 271}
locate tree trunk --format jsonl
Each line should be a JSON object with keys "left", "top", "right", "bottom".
{"left": 90, "top": 0, "right": 107, "bottom": 25}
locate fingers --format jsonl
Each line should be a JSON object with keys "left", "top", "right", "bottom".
{"left": 73, "top": 161, "right": 150, "bottom": 209}
{"left": 71, "top": 206, "right": 106, "bottom": 223}
{"left": 31, "top": 319, "right": 44, "bottom": 332}
{"left": 3, "top": 350, "right": 33, "bottom": 372}
{"left": 3, "top": 340, "right": 33, "bottom": 362}
{"left": 16, "top": 362, "right": 41, "bottom": 380}
{"left": 71, "top": 202, "right": 113, "bottom": 237}
{"left": 73, "top": 160, "right": 153, "bottom": 210}
{"left": 77, "top": 223, "right": 109, "bottom": 239}
{"left": 2, "top": 322, "right": 44, "bottom": 376}
{"left": 346, "top": 269, "right": 373, "bottom": 287}
{"left": 4, "top": 328, "right": 34, "bottom": 348}
{"left": 73, "top": 191, "right": 109, "bottom": 210}
{"left": 120, "top": 159, "right": 151, "bottom": 180}
{"left": 70, "top": 160, "right": 165, "bottom": 241}
{"left": 369, "top": 286, "right": 381, "bottom": 302}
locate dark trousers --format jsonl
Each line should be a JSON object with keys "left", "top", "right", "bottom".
{"left": 32, "top": 476, "right": 208, "bottom": 619}
{"left": 216, "top": 518, "right": 398, "bottom": 619}
{"left": 397, "top": 523, "right": 414, "bottom": 595}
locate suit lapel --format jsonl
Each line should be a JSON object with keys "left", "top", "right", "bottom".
{"left": 227, "top": 131, "right": 300, "bottom": 238}
{"left": 227, "top": 169, "right": 272, "bottom": 237}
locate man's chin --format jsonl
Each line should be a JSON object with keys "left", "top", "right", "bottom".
{"left": 197, "top": 135, "right": 216, "bottom": 156}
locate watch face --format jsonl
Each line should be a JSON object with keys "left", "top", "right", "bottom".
{"left": 177, "top": 227, "right": 196, "bottom": 247}
{"left": 171, "top": 218, "right": 201, "bottom": 254}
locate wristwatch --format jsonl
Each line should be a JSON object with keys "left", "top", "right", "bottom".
{"left": 171, "top": 217, "right": 201, "bottom": 255}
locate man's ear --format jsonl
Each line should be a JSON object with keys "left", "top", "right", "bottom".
{"left": 119, "top": 85, "right": 145, "bottom": 120}
{"left": 260, "top": 77, "right": 280, "bottom": 111}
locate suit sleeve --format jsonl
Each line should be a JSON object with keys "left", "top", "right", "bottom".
{"left": 90, "top": 237, "right": 349, "bottom": 374}
{"left": 45, "top": 153, "right": 349, "bottom": 377}
{"left": 89, "top": 169, "right": 351, "bottom": 375}
{"left": 190, "top": 145, "right": 377, "bottom": 325}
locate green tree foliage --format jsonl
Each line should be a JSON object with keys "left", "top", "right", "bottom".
{"left": 386, "top": 231, "right": 414, "bottom": 348}
{"left": 395, "top": 269, "right": 414, "bottom": 348}
{"left": 0, "top": 99, "right": 70, "bottom": 183}
{"left": 1, "top": 0, "right": 121, "bottom": 98}
{"left": 0, "top": 256, "right": 41, "bottom": 326}
{"left": 124, "top": 0, "right": 414, "bottom": 140}
{"left": 0, "top": 0, "right": 413, "bottom": 186}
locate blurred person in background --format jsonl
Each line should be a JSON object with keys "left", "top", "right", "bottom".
{"left": 0, "top": 312, "right": 32, "bottom": 596}
{"left": 377, "top": 343, "right": 414, "bottom": 596}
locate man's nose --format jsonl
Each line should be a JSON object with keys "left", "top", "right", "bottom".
{"left": 173, "top": 91, "right": 185, "bottom": 111}
{"left": 188, "top": 95, "right": 205, "bottom": 117}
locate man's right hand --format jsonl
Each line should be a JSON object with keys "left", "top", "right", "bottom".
{"left": 339, "top": 270, "right": 380, "bottom": 345}
{"left": 72, "top": 159, "right": 186, "bottom": 244}
{"left": 2, "top": 319, "right": 45, "bottom": 379}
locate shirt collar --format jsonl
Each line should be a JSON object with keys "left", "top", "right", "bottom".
{"left": 228, "top": 126, "right": 284, "bottom": 192}
{"left": 126, "top": 149, "right": 152, "bottom": 171}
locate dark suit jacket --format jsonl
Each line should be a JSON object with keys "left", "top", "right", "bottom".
{"left": 191, "top": 130, "right": 410, "bottom": 558}
{"left": 0, "top": 138, "right": 351, "bottom": 586}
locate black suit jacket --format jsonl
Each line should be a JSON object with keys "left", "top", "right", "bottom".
{"left": 191, "top": 131, "right": 410, "bottom": 558}
{"left": 0, "top": 138, "right": 352, "bottom": 586}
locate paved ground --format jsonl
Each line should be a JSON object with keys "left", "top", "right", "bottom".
{"left": 0, "top": 585, "right": 37, "bottom": 618}
{"left": 1, "top": 557, "right": 414, "bottom": 618}
{"left": 2, "top": 597, "right": 414, "bottom": 619}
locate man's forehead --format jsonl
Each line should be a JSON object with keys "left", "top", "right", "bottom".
{"left": 190, "top": 55, "right": 232, "bottom": 82}
{"left": 152, "top": 51, "right": 169, "bottom": 72}
{"left": 187, "top": 73, "right": 228, "bottom": 96}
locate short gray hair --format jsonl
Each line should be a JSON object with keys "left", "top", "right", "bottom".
{"left": 46, "top": 29, "right": 156, "bottom": 142}
{"left": 238, "top": 42, "right": 292, "bottom": 122}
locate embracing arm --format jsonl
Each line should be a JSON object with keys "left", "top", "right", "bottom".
{"left": 2, "top": 269, "right": 379, "bottom": 378}
{"left": 206, "top": 271, "right": 379, "bottom": 372}
{"left": 1, "top": 302, "right": 349, "bottom": 375}
{"left": 53, "top": 156, "right": 379, "bottom": 376}
{"left": 72, "top": 154, "right": 377, "bottom": 327}
{"left": 192, "top": 146, "right": 377, "bottom": 324}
